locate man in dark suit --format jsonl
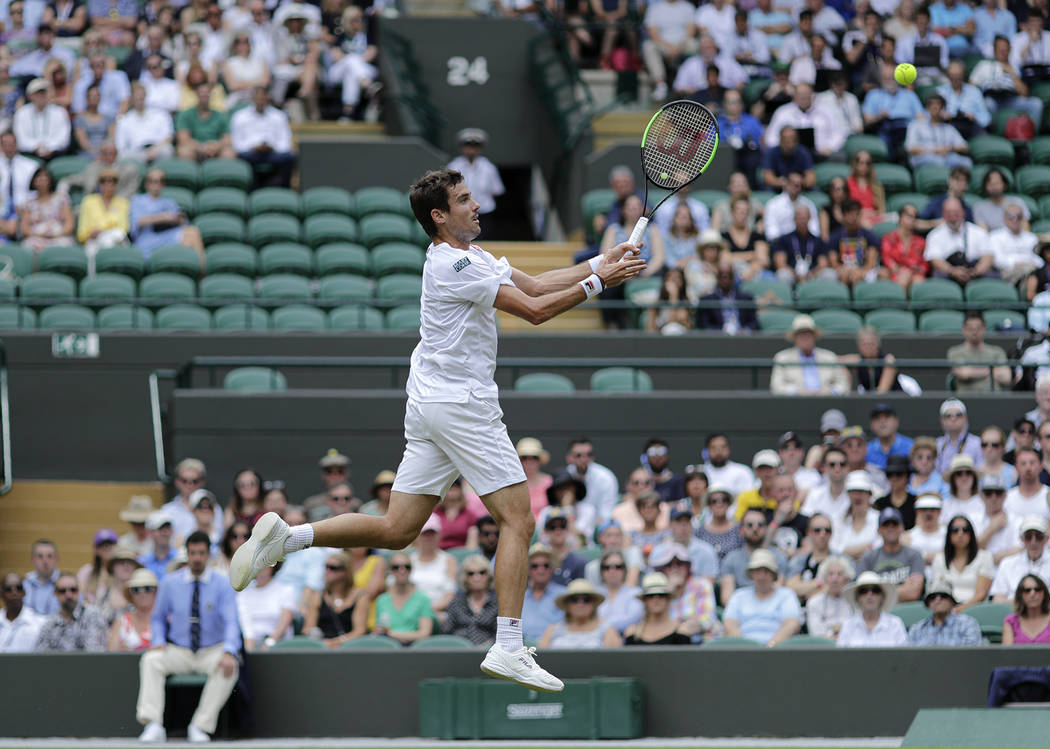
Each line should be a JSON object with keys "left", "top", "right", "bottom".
{"left": 696, "top": 261, "right": 758, "bottom": 332}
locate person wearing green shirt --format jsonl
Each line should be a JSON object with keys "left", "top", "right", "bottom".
{"left": 373, "top": 551, "right": 434, "bottom": 644}
{"left": 176, "top": 82, "right": 235, "bottom": 162}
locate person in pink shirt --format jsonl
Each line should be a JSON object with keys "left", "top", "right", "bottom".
{"left": 434, "top": 479, "right": 479, "bottom": 550}
{"left": 516, "top": 437, "right": 553, "bottom": 518}
{"left": 1002, "top": 574, "right": 1050, "bottom": 644}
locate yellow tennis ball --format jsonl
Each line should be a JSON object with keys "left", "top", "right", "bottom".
{"left": 660, "top": 172, "right": 669, "bottom": 180}
{"left": 894, "top": 63, "right": 917, "bottom": 86}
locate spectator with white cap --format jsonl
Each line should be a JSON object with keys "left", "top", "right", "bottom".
{"left": 906, "top": 493, "right": 949, "bottom": 566}
{"left": 13, "top": 77, "right": 69, "bottom": 160}
{"left": 804, "top": 408, "right": 847, "bottom": 470}
{"left": 907, "top": 579, "right": 981, "bottom": 645}
{"left": 117, "top": 495, "right": 155, "bottom": 558}
{"left": 720, "top": 509, "right": 789, "bottom": 604}
{"left": 303, "top": 448, "right": 350, "bottom": 519}
{"left": 723, "top": 548, "right": 801, "bottom": 646}
{"left": 935, "top": 398, "right": 982, "bottom": 476}
{"left": 832, "top": 471, "right": 881, "bottom": 560}
{"left": 448, "top": 128, "right": 504, "bottom": 223}
{"left": 836, "top": 571, "right": 908, "bottom": 647}
{"left": 641, "top": 438, "right": 685, "bottom": 504}
{"left": 857, "top": 507, "right": 926, "bottom": 602}
{"left": 804, "top": 555, "right": 855, "bottom": 640}
{"left": 651, "top": 502, "right": 718, "bottom": 580}
{"left": 802, "top": 447, "right": 850, "bottom": 521}
{"left": 701, "top": 433, "right": 755, "bottom": 499}
{"left": 942, "top": 454, "right": 984, "bottom": 525}
{"left": 107, "top": 567, "right": 158, "bottom": 652}
{"left": 977, "top": 475, "right": 1024, "bottom": 568}
{"left": 654, "top": 542, "right": 720, "bottom": 642}
{"left": 409, "top": 515, "right": 458, "bottom": 624}
{"left": 990, "top": 516, "right": 1050, "bottom": 602}
{"left": 733, "top": 449, "right": 782, "bottom": 522}
{"left": 770, "top": 314, "right": 851, "bottom": 396}
{"left": 138, "top": 510, "right": 177, "bottom": 581}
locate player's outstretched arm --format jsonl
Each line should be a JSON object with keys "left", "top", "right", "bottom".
{"left": 495, "top": 254, "right": 645, "bottom": 325}
{"left": 512, "top": 242, "right": 640, "bottom": 297}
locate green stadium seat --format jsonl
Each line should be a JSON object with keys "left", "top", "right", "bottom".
{"left": 201, "top": 158, "right": 252, "bottom": 190}
{"left": 740, "top": 278, "right": 793, "bottom": 306}
{"left": 890, "top": 601, "right": 929, "bottom": 628}
{"left": 865, "top": 308, "right": 916, "bottom": 333}
{"left": 195, "top": 213, "right": 246, "bottom": 244}
{"left": 359, "top": 213, "right": 415, "bottom": 249}
{"left": 984, "top": 309, "right": 1026, "bottom": 330}
{"left": 590, "top": 366, "right": 653, "bottom": 392}
{"left": 195, "top": 187, "right": 248, "bottom": 218}
{"left": 1032, "top": 136, "right": 1050, "bottom": 165}
{"left": 206, "top": 243, "right": 257, "bottom": 277}
{"left": 812, "top": 308, "right": 863, "bottom": 333}
{"left": 147, "top": 244, "right": 202, "bottom": 279}
{"left": 46, "top": 154, "right": 91, "bottom": 181}
{"left": 249, "top": 187, "right": 301, "bottom": 218}
{"left": 328, "top": 304, "right": 384, "bottom": 330}
{"left": 703, "top": 636, "right": 761, "bottom": 647}
{"left": 80, "top": 273, "right": 136, "bottom": 304}
{"left": 223, "top": 366, "right": 287, "bottom": 390}
{"left": 814, "top": 161, "right": 850, "bottom": 191}
{"left": 355, "top": 186, "right": 409, "bottom": 217}
{"left": 914, "top": 164, "right": 951, "bottom": 195}
{"left": 919, "top": 309, "right": 965, "bottom": 332}
{"left": 969, "top": 135, "right": 1016, "bottom": 166}
{"left": 0, "top": 305, "right": 36, "bottom": 328}
{"left": 845, "top": 134, "right": 889, "bottom": 162}
{"left": 910, "top": 278, "right": 964, "bottom": 305}
{"left": 304, "top": 214, "right": 359, "bottom": 248}
{"left": 795, "top": 279, "right": 850, "bottom": 308}
{"left": 37, "top": 244, "right": 88, "bottom": 279}
{"left": 272, "top": 304, "right": 326, "bottom": 331}
{"left": 95, "top": 245, "right": 145, "bottom": 279}
{"left": 138, "top": 273, "right": 196, "bottom": 304}
{"left": 155, "top": 158, "right": 201, "bottom": 191}
{"left": 375, "top": 273, "right": 422, "bottom": 302}
{"left": 199, "top": 273, "right": 254, "bottom": 303}
{"left": 21, "top": 272, "right": 76, "bottom": 304}
{"left": 386, "top": 303, "right": 421, "bottom": 330}
{"left": 693, "top": 190, "right": 729, "bottom": 211}
{"left": 1032, "top": 219, "right": 1050, "bottom": 234}
{"left": 248, "top": 214, "right": 300, "bottom": 247}
{"left": 1017, "top": 165, "right": 1050, "bottom": 197}
{"left": 155, "top": 303, "right": 211, "bottom": 330}
{"left": 162, "top": 187, "right": 196, "bottom": 219}
{"left": 38, "top": 303, "right": 95, "bottom": 330}
{"left": 96, "top": 304, "right": 154, "bottom": 329}
{"left": 315, "top": 243, "right": 370, "bottom": 277}
{"left": 514, "top": 372, "right": 576, "bottom": 392}
{"left": 743, "top": 76, "right": 771, "bottom": 107}
{"left": 875, "top": 163, "right": 913, "bottom": 195}
{"left": 870, "top": 221, "right": 897, "bottom": 242}
{"left": 318, "top": 273, "right": 371, "bottom": 303}
{"left": 853, "top": 280, "right": 907, "bottom": 307}
{"left": 213, "top": 304, "right": 269, "bottom": 330}
{"left": 751, "top": 190, "right": 776, "bottom": 205}
{"left": 0, "top": 278, "right": 14, "bottom": 300}
{"left": 408, "top": 635, "right": 474, "bottom": 649}
{"left": 338, "top": 635, "right": 400, "bottom": 650}
{"left": 803, "top": 190, "right": 830, "bottom": 211}
{"left": 259, "top": 242, "right": 313, "bottom": 276}
{"left": 371, "top": 242, "right": 425, "bottom": 277}
{"left": 0, "top": 243, "right": 34, "bottom": 277}
{"left": 965, "top": 277, "right": 1020, "bottom": 303}
{"left": 302, "top": 186, "right": 354, "bottom": 218}
{"left": 757, "top": 307, "right": 798, "bottom": 333}
{"left": 269, "top": 636, "right": 323, "bottom": 650}
{"left": 968, "top": 602, "right": 1011, "bottom": 643}
{"left": 624, "top": 276, "right": 662, "bottom": 306}
{"left": 887, "top": 192, "right": 928, "bottom": 214}
{"left": 257, "top": 273, "right": 312, "bottom": 304}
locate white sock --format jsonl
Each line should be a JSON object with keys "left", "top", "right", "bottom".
{"left": 496, "top": 616, "right": 524, "bottom": 652}
{"left": 283, "top": 524, "right": 314, "bottom": 554}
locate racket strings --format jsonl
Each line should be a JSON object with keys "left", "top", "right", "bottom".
{"left": 642, "top": 103, "right": 718, "bottom": 190}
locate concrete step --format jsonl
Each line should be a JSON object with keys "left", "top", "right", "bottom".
{"left": 0, "top": 480, "right": 165, "bottom": 574}
{"left": 591, "top": 107, "right": 655, "bottom": 152}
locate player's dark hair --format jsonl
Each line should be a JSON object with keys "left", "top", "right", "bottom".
{"left": 410, "top": 168, "right": 463, "bottom": 239}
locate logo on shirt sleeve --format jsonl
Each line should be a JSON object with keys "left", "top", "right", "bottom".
{"left": 453, "top": 257, "right": 472, "bottom": 273}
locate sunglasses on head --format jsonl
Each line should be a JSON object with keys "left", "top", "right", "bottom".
{"left": 130, "top": 586, "right": 156, "bottom": 594}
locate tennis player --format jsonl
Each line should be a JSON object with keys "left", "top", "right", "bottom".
{"left": 231, "top": 169, "right": 645, "bottom": 691}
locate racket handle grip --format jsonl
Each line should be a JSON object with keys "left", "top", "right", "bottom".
{"left": 627, "top": 217, "right": 648, "bottom": 248}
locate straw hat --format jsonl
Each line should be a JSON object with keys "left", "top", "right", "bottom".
{"left": 786, "top": 313, "right": 822, "bottom": 341}
{"left": 127, "top": 568, "right": 159, "bottom": 589}
{"left": 697, "top": 229, "right": 727, "bottom": 250}
{"left": 942, "top": 454, "right": 977, "bottom": 483}
{"left": 746, "top": 548, "right": 780, "bottom": 578}
{"left": 515, "top": 437, "right": 549, "bottom": 465}
{"left": 555, "top": 579, "right": 605, "bottom": 610}
{"left": 843, "top": 571, "right": 897, "bottom": 611}
{"left": 636, "top": 572, "right": 673, "bottom": 599}
{"left": 119, "top": 495, "right": 154, "bottom": 523}
{"left": 106, "top": 544, "right": 143, "bottom": 574}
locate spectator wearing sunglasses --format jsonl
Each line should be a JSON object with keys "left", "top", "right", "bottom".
{"left": 308, "top": 551, "right": 368, "bottom": 647}
{"left": 443, "top": 554, "right": 498, "bottom": 645}
{"left": 641, "top": 439, "right": 685, "bottom": 503}
{"left": 723, "top": 549, "right": 801, "bottom": 647}
{"left": 1007, "top": 449, "right": 1049, "bottom": 519}
{"left": 907, "top": 494, "right": 949, "bottom": 566}
{"left": 373, "top": 552, "right": 433, "bottom": 645}
{"left": 521, "top": 544, "right": 567, "bottom": 643}
{"left": 303, "top": 449, "right": 350, "bottom": 520}
{"left": 34, "top": 572, "right": 107, "bottom": 652}
{"left": 907, "top": 579, "right": 981, "bottom": 645}
{"left": 215, "top": 521, "right": 250, "bottom": 578}
{"left": 623, "top": 573, "right": 689, "bottom": 645}
{"left": 979, "top": 427, "right": 1017, "bottom": 488}
{"left": 874, "top": 455, "right": 918, "bottom": 530}
{"left": 801, "top": 447, "right": 850, "bottom": 522}
{"left": 836, "top": 571, "right": 908, "bottom": 647}
{"left": 161, "top": 458, "right": 212, "bottom": 543}
{"left": 990, "top": 516, "right": 1050, "bottom": 602}
{"left": 907, "top": 438, "right": 947, "bottom": 498}
{"left": 1002, "top": 574, "right": 1050, "bottom": 644}
{"left": 857, "top": 507, "right": 926, "bottom": 603}
{"left": 586, "top": 521, "right": 643, "bottom": 588}
{"left": 977, "top": 477, "right": 1023, "bottom": 570}
{"left": 653, "top": 503, "right": 719, "bottom": 580}
{"left": 360, "top": 472, "right": 394, "bottom": 519}
{"left": 655, "top": 543, "right": 721, "bottom": 642}
{"left": 541, "top": 508, "right": 589, "bottom": 587}
{"left": 565, "top": 437, "right": 619, "bottom": 523}
{"left": 612, "top": 469, "right": 670, "bottom": 534}
{"left": 107, "top": 568, "right": 158, "bottom": 651}
{"left": 696, "top": 487, "right": 743, "bottom": 565}
{"left": 935, "top": 398, "right": 982, "bottom": 476}
{"left": 595, "top": 550, "right": 643, "bottom": 635}
{"left": 720, "top": 509, "right": 788, "bottom": 605}
{"left": 475, "top": 515, "right": 500, "bottom": 565}
{"left": 931, "top": 515, "right": 994, "bottom": 611}
{"left": 787, "top": 513, "right": 834, "bottom": 603}
{"left": 541, "top": 579, "right": 621, "bottom": 650}
{"left": 0, "top": 572, "right": 43, "bottom": 652}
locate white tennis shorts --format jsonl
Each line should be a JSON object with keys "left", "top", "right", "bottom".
{"left": 391, "top": 394, "right": 527, "bottom": 498}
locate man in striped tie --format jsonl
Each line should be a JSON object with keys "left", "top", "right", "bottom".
{"left": 136, "top": 531, "right": 241, "bottom": 743}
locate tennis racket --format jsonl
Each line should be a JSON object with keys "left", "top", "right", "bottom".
{"left": 627, "top": 100, "right": 720, "bottom": 248}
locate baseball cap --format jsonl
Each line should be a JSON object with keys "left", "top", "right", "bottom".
{"left": 318, "top": 449, "right": 350, "bottom": 468}
{"left": 746, "top": 548, "right": 779, "bottom": 575}
{"left": 752, "top": 449, "right": 781, "bottom": 469}
{"left": 870, "top": 403, "right": 896, "bottom": 418}
{"left": 670, "top": 501, "right": 692, "bottom": 521}
{"left": 924, "top": 578, "right": 957, "bottom": 605}
{"left": 914, "top": 493, "right": 943, "bottom": 510}
{"left": 188, "top": 488, "right": 217, "bottom": 510}
{"left": 420, "top": 514, "right": 442, "bottom": 535}
{"left": 649, "top": 543, "right": 690, "bottom": 569}
{"left": 778, "top": 431, "right": 803, "bottom": 449}
{"left": 980, "top": 474, "right": 1007, "bottom": 493}
{"left": 457, "top": 127, "right": 488, "bottom": 145}
{"left": 528, "top": 542, "right": 552, "bottom": 559}
{"left": 840, "top": 426, "right": 866, "bottom": 442}
{"left": 878, "top": 507, "right": 904, "bottom": 526}
{"left": 145, "top": 509, "right": 174, "bottom": 531}
{"left": 820, "top": 409, "right": 847, "bottom": 434}
{"left": 845, "top": 471, "right": 874, "bottom": 493}
{"left": 940, "top": 398, "right": 967, "bottom": 417}
{"left": 1020, "top": 515, "right": 1049, "bottom": 535}
{"left": 545, "top": 506, "right": 571, "bottom": 528}
{"left": 26, "top": 78, "right": 48, "bottom": 96}
{"left": 93, "top": 528, "right": 118, "bottom": 547}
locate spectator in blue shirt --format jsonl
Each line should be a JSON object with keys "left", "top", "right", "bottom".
{"left": 762, "top": 126, "right": 816, "bottom": 192}
{"left": 866, "top": 403, "right": 915, "bottom": 470}
{"left": 717, "top": 90, "right": 764, "bottom": 188}
{"left": 930, "top": 0, "right": 977, "bottom": 57}
{"left": 521, "top": 543, "right": 567, "bottom": 642}
{"left": 136, "top": 531, "right": 242, "bottom": 743}
{"left": 129, "top": 168, "right": 205, "bottom": 261}
{"left": 138, "top": 510, "right": 177, "bottom": 582}
{"left": 862, "top": 62, "right": 924, "bottom": 161}
{"left": 938, "top": 60, "right": 992, "bottom": 139}
{"left": 22, "top": 539, "right": 60, "bottom": 616}
{"left": 722, "top": 548, "right": 801, "bottom": 646}
{"left": 907, "top": 579, "right": 982, "bottom": 645}
{"left": 974, "top": 0, "right": 1017, "bottom": 57}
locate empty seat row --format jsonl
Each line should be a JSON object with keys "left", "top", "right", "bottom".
{"left": 757, "top": 307, "right": 1026, "bottom": 335}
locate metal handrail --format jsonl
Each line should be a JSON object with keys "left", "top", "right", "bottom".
{"left": 149, "top": 368, "right": 177, "bottom": 483}
{"left": 0, "top": 341, "right": 12, "bottom": 495}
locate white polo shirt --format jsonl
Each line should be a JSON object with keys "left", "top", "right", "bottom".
{"left": 406, "top": 242, "right": 514, "bottom": 404}
{"left": 923, "top": 222, "right": 992, "bottom": 264}
{"left": 989, "top": 548, "right": 1050, "bottom": 598}
{"left": 1005, "top": 485, "right": 1050, "bottom": 519}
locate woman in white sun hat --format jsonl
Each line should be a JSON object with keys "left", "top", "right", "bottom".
{"left": 836, "top": 571, "right": 908, "bottom": 647}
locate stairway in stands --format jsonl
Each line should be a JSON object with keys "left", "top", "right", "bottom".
{"left": 0, "top": 481, "right": 164, "bottom": 574}
{"left": 485, "top": 242, "right": 604, "bottom": 331}
{"left": 591, "top": 109, "right": 653, "bottom": 152}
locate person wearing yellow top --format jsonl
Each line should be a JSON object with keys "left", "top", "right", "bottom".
{"left": 733, "top": 449, "right": 782, "bottom": 523}
{"left": 77, "top": 166, "right": 131, "bottom": 274}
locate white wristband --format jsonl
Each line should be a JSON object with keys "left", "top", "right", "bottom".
{"left": 579, "top": 273, "right": 604, "bottom": 299}
{"left": 588, "top": 256, "right": 601, "bottom": 272}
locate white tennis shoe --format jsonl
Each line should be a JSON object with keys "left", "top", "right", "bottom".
{"left": 229, "top": 512, "right": 290, "bottom": 592}
{"left": 187, "top": 724, "right": 210, "bottom": 743}
{"left": 480, "top": 644, "right": 564, "bottom": 693}
{"left": 138, "top": 722, "right": 166, "bottom": 742}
